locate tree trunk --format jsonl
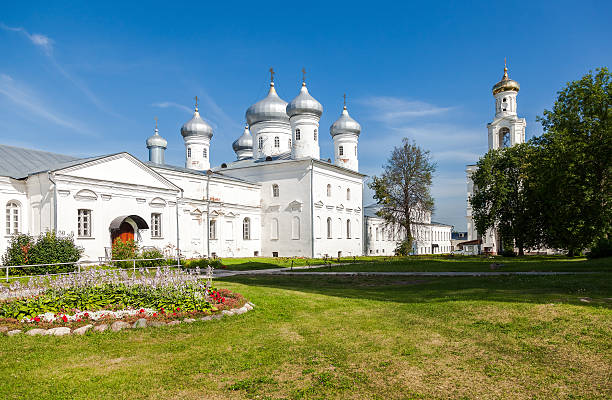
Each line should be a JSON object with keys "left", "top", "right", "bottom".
{"left": 518, "top": 246, "right": 524, "bottom": 256}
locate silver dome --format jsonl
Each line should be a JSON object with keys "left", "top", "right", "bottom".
{"left": 146, "top": 127, "right": 167, "bottom": 148}
{"left": 232, "top": 125, "right": 253, "bottom": 152}
{"left": 286, "top": 82, "right": 323, "bottom": 118}
{"left": 181, "top": 107, "right": 213, "bottom": 138}
{"left": 330, "top": 106, "right": 361, "bottom": 137}
{"left": 245, "top": 83, "right": 289, "bottom": 125}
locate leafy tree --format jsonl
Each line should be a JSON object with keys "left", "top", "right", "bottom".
{"left": 368, "top": 138, "right": 436, "bottom": 249}
{"left": 534, "top": 68, "right": 611, "bottom": 255}
{"left": 469, "top": 143, "right": 541, "bottom": 256}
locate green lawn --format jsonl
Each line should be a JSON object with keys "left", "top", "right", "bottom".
{"left": 220, "top": 256, "right": 378, "bottom": 270}
{"left": 1, "top": 265, "right": 610, "bottom": 399}
{"left": 290, "top": 255, "right": 612, "bottom": 273}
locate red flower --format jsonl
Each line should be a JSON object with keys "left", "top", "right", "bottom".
{"left": 153, "top": 313, "right": 157, "bottom": 317}
{"left": 176, "top": 307, "right": 180, "bottom": 311}
{"left": 139, "top": 309, "right": 145, "bottom": 313}
{"left": 62, "top": 315, "right": 68, "bottom": 323}
{"left": 172, "top": 312, "right": 177, "bottom": 316}
{"left": 84, "top": 312, "right": 89, "bottom": 318}
{"left": 33, "top": 316, "right": 40, "bottom": 322}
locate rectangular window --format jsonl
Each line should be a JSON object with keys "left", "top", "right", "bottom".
{"left": 78, "top": 209, "right": 92, "bottom": 237}
{"left": 151, "top": 213, "right": 162, "bottom": 238}
{"left": 203, "top": 148, "right": 208, "bottom": 158}
{"left": 209, "top": 219, "right": 217, "bottom": 239}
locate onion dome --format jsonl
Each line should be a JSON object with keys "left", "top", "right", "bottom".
{"left": 146, "top": 125, "right": 167, "bottom": 148}
{"left": 492, "top": 62, "right": 520, "bottom": 95}
{"left": 181, "top": 105, "right": 213, "bottom": 139}
{"left": 330, "top": 105, "right": 361, "bottom": 137}
{"left": 232, "top": 124, "right": 253, "bottom": 153}
{"left": 245, "top": 82, "right": 289, "bottom": 125}
{"left": 286, "top": 82, "right": 323, "bottom": 118}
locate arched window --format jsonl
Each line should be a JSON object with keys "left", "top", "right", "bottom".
{"left": 5, "top": 201, "right": 20, "bottom": 235}
{"left": 270, "top": 218, "right": 279, "bottom": 240}
{"left": 376, "top": 227, "right": 380, "bottom": 241}
{"left": 326, "top": 184, "right": 331, "bottom": 197}
{"left": 295, "top": 129, "right": 301, "bottom": 140}
{"left": 499, "top": 128, "right": 510, "bottom": 148}
{"left": 209, "top": 219, "right": 217, "bottom": 239}
{"left": 326, "top": 217, "right": 332, "bottom": 239}
{"left": 292, "top": 216, "right": 300, "bottom": 240}
{"left": 502, "top": 97, "right": 507, "bottom": 111}
{"left": 242, "top": 217, "right": 251, "bottom": 240}
{"left": 314, "top": 129, "right": 318, "bottom": 141}
{"left": 274, "top": 136, "right": 279, "bottom": 148}
{"left": 339, "top": 145, "right": 344, "bottom": 156}
{"left": 355, "top": 146, "right": 357, "bottom": 156}
{"left": 203, "top": 148, "right": 208, "bottom": 158}
{"left": 337, "top": 218, "right": 342, "bottom": 238}
{"left": 346, "top": 219, "right": 351, "bottom": 239}
{"left": 289, "top": 138, "right": 292, "bottom": 147}
{"left": 272, "top": 184, "right": 279, "bottom": 197}
{"left": 187, "top": 148, "right": 191, "bottom": 158}
{"left": 258, "top": 136, "right": 263, "bottom": 149}
{"left": 346, "top": 188, "right": 351, "bottom": 200}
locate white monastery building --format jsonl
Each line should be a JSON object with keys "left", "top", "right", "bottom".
{"left": 0, "top": 70, "right": 458, "bottom": 261}
{"left": 465, "top": 62, "right": 526, "bottom": 254}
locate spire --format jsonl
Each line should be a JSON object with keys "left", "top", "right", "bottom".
{"left": 301, "top": 67, "right": 306, "bottom": 86}
{"left": 154, "top": 116, "right": 158, "bottom": 133}
{"left": 194, "top": 95, "right": 199, "bottom": 112}
{"left": 502, "top": 57, "right": 509, "bottom": 80}
{"left": 269, "top": 67, "right": 275, "bottom": 87}
{"left": 343, "top": 93, "right": 347, "bottom": 110}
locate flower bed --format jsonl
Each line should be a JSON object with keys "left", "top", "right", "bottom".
{"left": 0, "top": 267, "right": 245, "bottom": 330}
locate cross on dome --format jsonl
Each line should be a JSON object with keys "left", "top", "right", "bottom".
{"left": 269, "top": 67, "right": 275, "bottom": 83}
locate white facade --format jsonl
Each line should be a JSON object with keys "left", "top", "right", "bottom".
{"left": 466, "top": 63, "right": 526, "bottom": 254}
{"left": 364, "top": 205, "right": 452, "bottom": 256}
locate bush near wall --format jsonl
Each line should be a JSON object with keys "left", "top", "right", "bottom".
{"left": 1, "top": 232, "right": 83, "bottom": 275}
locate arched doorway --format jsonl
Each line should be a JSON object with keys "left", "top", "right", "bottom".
{"left": 112, "top": 221, "right": 134, "bottom": 244}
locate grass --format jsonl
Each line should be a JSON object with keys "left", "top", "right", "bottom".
{"left": 0, "top": 260, "right": 610, "bottom": 399}
{"left": 220, "top": 256, "right": 377, "bottom": 271}
{"left": 291, "top": 255, "right": 612, "bottom": 273}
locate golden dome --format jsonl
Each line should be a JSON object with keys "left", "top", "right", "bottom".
{"left": 492, "top": 62, "right": 520, "bottom": 95}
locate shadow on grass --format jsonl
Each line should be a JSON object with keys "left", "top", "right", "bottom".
{"left": 219, "top": 273, "right": 612, "bottom": 308}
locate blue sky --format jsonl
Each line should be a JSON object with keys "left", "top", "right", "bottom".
{"left": 1, "top": 1, "right": 610, "bottom": 230}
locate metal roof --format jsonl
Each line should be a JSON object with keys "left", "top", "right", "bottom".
{"left": 145, "top": 162, "right": 259, "bottom": 186}
{"left": 0, "top": 144, "right": 83, "bottom": 179}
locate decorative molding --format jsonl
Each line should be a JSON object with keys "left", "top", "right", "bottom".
{"left": 58, "top": 190, "right": 70, "bottom": 197}
{"left": 314, "top": 200, "right": 324, "bottom": 208}
{"left": 150, "top": 197, "right": 167, "bottom": 208}
{"left": 101, "top": 194, "right": 112, "bottom": 201}
{"left": 74, "top": 189, "right": 97, "bottom": 201}
{"left": 287, "top": 200, "right": 303, "bottom": 212}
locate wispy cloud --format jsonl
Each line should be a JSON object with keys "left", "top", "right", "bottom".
{"left": 0, "top": 74, "right": 97, "bottom": 137}
{"left": 152, "top": 101, "right": 193, "bottom": 114}
{"left": 0, "top": 23, "right": 54, "bottom": 55}
{"left": 359, "top": 96, "right": 453, "bottom": 123}
{"left": 1, "top": 22, "right": 118, "bottom": 117}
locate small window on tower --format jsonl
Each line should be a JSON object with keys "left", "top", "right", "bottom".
{"left": 203, "top": 148, "right": 208, "bottom": 158}
{"left": 355, "top": 146, "right": 357, "bottom": 156}
{"left": 187, "top": 148, "right": 191, "bottom": 158}
{"left": 339, "top": 146, "right": 344, "bottom": 156}
{"left": 258, "top": 137, "right": 263, "bottom": 150}
{"left": 289, "top": 138, "right": 292, "bottom": 147}
{"left": 274, "top": 136, "right": 279, "bottom": 148}
{"left": 296, "top": 129, "right": 301, "bottom": 140}
{"left": 314, "top": 129, "right": 318, "bottom": 141}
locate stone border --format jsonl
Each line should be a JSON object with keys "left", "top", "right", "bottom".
{"left": 0, "top": 302, "right": 255, "bottom": 337}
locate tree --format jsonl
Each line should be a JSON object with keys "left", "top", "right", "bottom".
{"left": 534, "top": 68, "right": 611, "bottom": 255}
{"left": 368, "top": 139, "right": 436, "bottom": 250}
{"left": 469, "top": 143, "right": 541, "bottom": 256}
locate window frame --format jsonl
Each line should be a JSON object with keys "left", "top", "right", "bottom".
{"left": 151, "top": 213, "right": 162, "bottom": 238}
{"left": 274, "top": 136, "right": 279, "bottom": 148}
{"left": 209, "top": 219, "right": 217, "bottom": 240}
{"left": 77, "top": 209, "right": 92, "bottom": 238}
{"left": 5, "top": 201, "right": 20, "bottom": 235}
{"left": 295, "top": 128, "right": 301, "bottom": 140}
{"left": 272, "top": 184, "right": 279, "bottom": 198}
{"left": 242, "top": 217, "right": 251, "bottom": 240}
{"left": 339, "top": 145, "right": 344, "bottom": 156}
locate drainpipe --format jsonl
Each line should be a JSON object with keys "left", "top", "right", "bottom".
{"left": 176, "top": 188, "right": 183, "bottom": 260}
{"left": 206, "top": 170, "right": 212, "bottom": 258}
{"left": 310, "top": 159, "right": 314, "bottom": 258}
{"left": 47, "top": 171, "right": 57, "bottom": 234}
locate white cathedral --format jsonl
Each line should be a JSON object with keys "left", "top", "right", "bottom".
{"left": 465, "top": 62, "right": 526, "bottom": 254}
{"left": 0, "top": 72, "right": 455, "bottom": 262}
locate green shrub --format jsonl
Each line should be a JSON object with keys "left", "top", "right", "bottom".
{"left": 587, "top": 237, "right": 612, "bottom": 259}
{"left": 395, "top": 238, "right": 413, "bottom": 256}
{"left": 181, "top": 258, "right": 223, "bottom": 270}
{"left": 112, "top": 239, "right": 138, "bottom": 268}
{"left": 138, "top": 248, "right": 166, "bottom": 268}
{"left": 1, "top": 232, "right": 83, "bottom": 275}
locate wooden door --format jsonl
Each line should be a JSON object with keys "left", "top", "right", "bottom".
{"left": 112, "top": 221, "right": 134, "bottom": 244}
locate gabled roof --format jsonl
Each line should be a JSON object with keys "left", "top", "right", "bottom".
{"left": 0, "top": 144, "right": 85, "bottom": 179}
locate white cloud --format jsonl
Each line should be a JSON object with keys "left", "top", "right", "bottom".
{"left": 152, "top": 101, "right": 193, "bottom": 114}
{"left": 0, "top": 74, "right": 97, "bottom": 136}
{"left": 0, "top": 23, "right": 54, "bottom": 55}
{"left": 359, "top": 96, "right": 453, "bottom": 122}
